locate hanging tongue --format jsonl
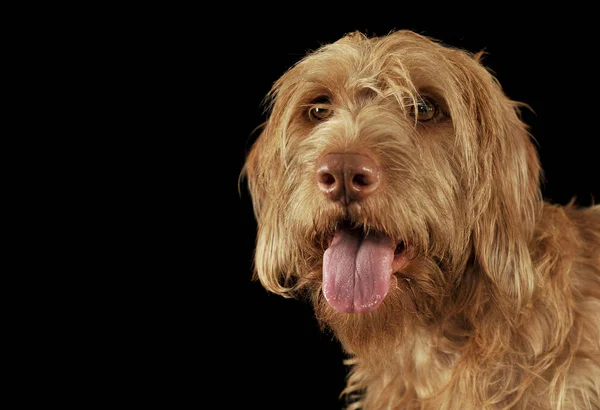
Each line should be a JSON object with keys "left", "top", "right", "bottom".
{"left": 323, "top": 228, "right": 395, "bottom": 313}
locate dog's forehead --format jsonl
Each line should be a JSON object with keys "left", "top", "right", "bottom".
{"left": 289, "top": 32, "right": 458, "bottom": 98}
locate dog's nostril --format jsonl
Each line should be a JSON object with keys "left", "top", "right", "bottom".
{"left": 317, "top": 168, "right": 341, "bottom": 199}
{"left": 351, "top": 166, "right": 379, "bottom": 191}
{"left": 319, "top": 172, "right": 336, "bottom": 186}
{"left": 353, "top": 174, "right": 368, "bottom": 187}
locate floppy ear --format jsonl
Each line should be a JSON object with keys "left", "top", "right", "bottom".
{"left": 473, "top": 111, "right": 541, "bottom": 312}
{"left": 242, "top": 65, "right": 305, "bottom": 219}
{"left": 242, "top": 126, "right": 292, "bottom": 297}
{"left": 449, "top": 51, "right": 542, "bottom": 311}
{"left": 242, "top": 82, "right": 302, "bottom": 297}
{"left": 242, "top": 128, "right": 266, "bottom": 219}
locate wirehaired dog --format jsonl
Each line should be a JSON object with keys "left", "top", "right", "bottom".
{"left": 243, "top": 30, "right": 600, "bottom": 409}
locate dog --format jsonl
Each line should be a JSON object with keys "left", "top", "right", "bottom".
{"left": 242, "top": 30, "right": 600, "bottom": 409}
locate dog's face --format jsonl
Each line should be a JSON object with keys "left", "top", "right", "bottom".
{"left": 245, "top": 31, "right": 540, "bottom": 344}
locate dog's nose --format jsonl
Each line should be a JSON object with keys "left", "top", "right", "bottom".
{"left": 316, "top": 153, "right": 380, "bottom": 204}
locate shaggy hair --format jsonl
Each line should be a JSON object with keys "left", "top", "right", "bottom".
{"left": 243, "top": 30, "right": 600, "bottom": 409}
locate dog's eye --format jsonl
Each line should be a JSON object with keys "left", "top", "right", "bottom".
{"left": 308, "top": 106, "right": 333, "bottom": 121}
{"left": 410, "top": 98, "right": 438, "bottom": 122}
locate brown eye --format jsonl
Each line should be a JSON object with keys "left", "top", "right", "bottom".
{"left": 410, "top": 98, "right": 438, "bottom": 122}
{"left": 308, "top": 106, "right": 333, "bottom": 121}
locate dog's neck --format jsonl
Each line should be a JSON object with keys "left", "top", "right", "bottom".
{"left": 340, "top": 325, "right": 458, "bottom": 408}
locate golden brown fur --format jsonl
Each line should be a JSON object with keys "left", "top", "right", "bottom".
{"left": 243, "top": 30, "right": 600, "bottom": 409}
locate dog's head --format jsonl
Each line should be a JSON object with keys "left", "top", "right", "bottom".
{"left": 243, "top": 31, "right": 541, "bottom": 335}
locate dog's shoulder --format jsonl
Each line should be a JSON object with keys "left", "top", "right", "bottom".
{"left": 534, "top": 202, "right": 600, "bottom": 280}
{"left": 564, "top": 202, "right": 600, "bottom": 252}
{"left": 560, "top": 203, "right": 600, "bottom": 300}
{"left": 539, "top": 201, "right": 600, "bottom": 243}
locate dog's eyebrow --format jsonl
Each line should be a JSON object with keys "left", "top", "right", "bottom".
{"left": 309, "top": 95, "right": 331, "bottom": 104}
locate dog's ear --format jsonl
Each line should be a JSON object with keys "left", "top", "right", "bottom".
{"left": 242, "top": 128, "right": 266, "bottom": 219}
{"left": 448, "top": 50, "right": 542, "bottom": 311}
{"left": 242, "top": 87, "right": 299, "bottom": 297}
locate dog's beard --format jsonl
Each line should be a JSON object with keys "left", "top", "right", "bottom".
{"left": 289, "top": 199, "right": 421, "bottom": 317}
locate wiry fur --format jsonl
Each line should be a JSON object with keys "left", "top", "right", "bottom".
{"left": 243, "top": 30, "right": 600, "bottom": 409}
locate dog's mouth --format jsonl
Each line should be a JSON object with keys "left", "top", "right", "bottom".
{"left": 322, "top": 222, "right": 410, "bottom": 314}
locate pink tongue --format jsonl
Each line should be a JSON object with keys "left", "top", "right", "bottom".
{"left": 323, "top": 228, "right": 394, "bottom": 313}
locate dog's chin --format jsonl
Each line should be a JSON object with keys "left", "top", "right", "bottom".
{"left": 320, "top": 220, "right": 411, "bottom": 314}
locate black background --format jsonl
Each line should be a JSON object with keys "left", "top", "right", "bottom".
{"left": 144, "top": 13, "right": 599, "bottom": 410}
